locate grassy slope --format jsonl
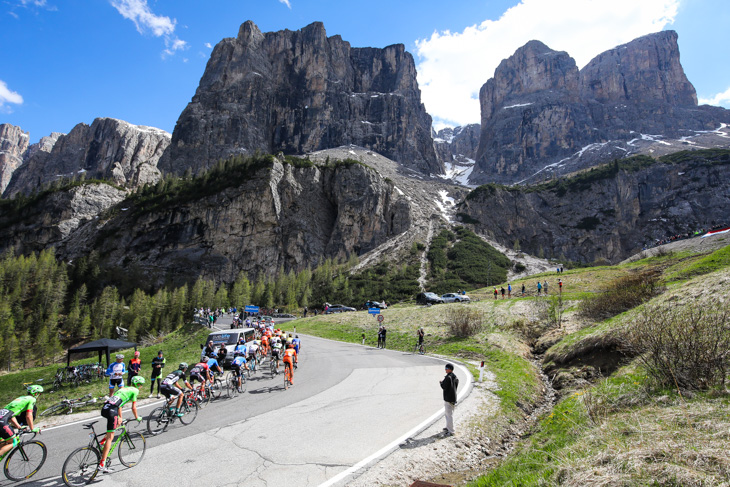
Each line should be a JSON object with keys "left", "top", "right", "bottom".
{"left": 0, "top": 322, "right": 211, "bottom": 414}
{"left": 470, "top": 242, "right": 730, "bottom": 486}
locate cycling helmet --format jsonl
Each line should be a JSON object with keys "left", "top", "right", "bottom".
{"left": 27, "top": 385, "right": 44, "bottom": 395}
{"left": 116, "top": 354, "right": 124, "bottom": 359}
{"left": 201, "top": 356, "right": 209, "bottom": 362}
{"left": 179, "top": 362, "right": 189, "bottom": 370}
{"left": 131, "top": 376, "right": 145, "bottom": 385}
{"left": 208, "top": 352, "right": 217, "bottom": 359}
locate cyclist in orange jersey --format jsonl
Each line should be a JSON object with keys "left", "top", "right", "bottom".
{"left": 261, "top": 335, "right": 269, "bottom": 355}
{"left": 282, "top": 344, "right": 298, "bottom": 385}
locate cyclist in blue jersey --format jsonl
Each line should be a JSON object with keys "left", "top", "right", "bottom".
{"left": 206, "top": 354, "right": 223, "bottom": 379}
{"left": 292, "top": 335, "right": 301, "bottom": 354}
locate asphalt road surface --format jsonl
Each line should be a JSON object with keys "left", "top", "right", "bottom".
{"left": 6, "top": 330, "right": 470, "bottom": 487}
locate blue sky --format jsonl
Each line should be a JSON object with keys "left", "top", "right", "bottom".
{"left": 1, "top": 0, "right": 728, "bottom": 143}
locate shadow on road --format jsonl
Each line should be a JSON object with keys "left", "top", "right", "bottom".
{"left": 399, "top": 432, "right": 445, "bottom": 449}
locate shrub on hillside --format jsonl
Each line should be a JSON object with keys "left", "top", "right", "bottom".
{"left": 446, "top": 307, "right": 484, "bottom": 337}
{"left": 625, "top": 300, "right": 730, "bottom": 390}
{"left": 579, "top": 269, "right": 662, "bottom": 320}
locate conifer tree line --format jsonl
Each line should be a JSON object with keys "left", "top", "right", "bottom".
{"left": 0, "top": 248, "right": 421, "bottom": 371}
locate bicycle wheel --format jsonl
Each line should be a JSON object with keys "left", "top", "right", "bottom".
{"left": 197, "top": 387, "right": 211, "bottom": 409}
{"left": 117, "top": 432, "right": 146, "bottom": 467}
{"left": 284, "top": 365, "right": 291, "bottom": 390}
{"left": 3, "top": 440, "right": 47, "bottom": 481}
{"left": 146, "top": 407, "right": 169, "bottom": 436}
{"left": 210, "top": 379, "right": 223, "bottom": 399}
{"left": 179, "top": 398, "right": 198, "bottom": 425}
{"left": 40, "top": 402, "right": 68, "bottom": 417}
{"left": 61, "top": 446, "right": 100, "bottom": 487}
{"left": 226, "top": 374, "right": 238, "bottom": 397}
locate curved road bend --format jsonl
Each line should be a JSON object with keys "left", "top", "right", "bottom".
{"left": 13, "top": 334, "right": 470, "bottom": 487}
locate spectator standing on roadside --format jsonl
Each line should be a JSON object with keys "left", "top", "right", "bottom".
{"left": 537, "top": 281, "right": 542, "bottom": 295}
{"left": 204, "top": 340, "right": 216, "bottom": 357}
{"left": 493, "top": 287, "right": 498, "bottom": 300}
{"left": 440, "top": 363, "right": 459, "bottom": 436}
{"left": 381, "top": 325, "right": 387, "bottom": 349}
{"left": 217, "top": 344, "right": 228, "bottom": 364}
{"left": 149, "top": 350, "right": 165, "bottom": 398}
{"left": 558, "top": 279, "right": 563, "bottom": 294}
{"left": 521, "top": 283, "right": 525, "bottom": 296}
{"left": 127, "top": 351, "right": 141, "bottom": 387}
{"left": 507, "top": 284, "right": 512, "bottom": 298}
{"left": 376, "top": 325, "right": 383, "bottom": 348}
{"left": 303, "top": 307, "right": 308, "bottom": 318}
{"left": 500, "top": 287, "right": 505, "bottom": 299}
{"left": 544, "top": 280, "right": 549, "bottom": 295}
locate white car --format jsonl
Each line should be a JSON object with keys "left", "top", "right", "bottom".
{"left": 441, "top": 293, "right": 471, "bottom": 303}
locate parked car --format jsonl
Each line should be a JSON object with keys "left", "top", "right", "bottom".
{"left": 364, "top": 300, "right": 387, "bottom": 309}
{"left": 441, "top": 293, "right": 471, "bottom": 303}
{"left": 416, "top": 292, "right": 444, "bottom": 305}
{"left": 325, "top": 304, "right": 356, "bottom": 314}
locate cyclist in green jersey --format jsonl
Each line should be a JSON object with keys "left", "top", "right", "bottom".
{"left": 98, "top": 376, "right": 144, "bottom": 473}
{"left": 0, "top": 385, "right": 43, "bottom": 459}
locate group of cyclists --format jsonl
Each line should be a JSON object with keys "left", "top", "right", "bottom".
{"left": 0, "top": 322, "right": 302, "bottom": 478}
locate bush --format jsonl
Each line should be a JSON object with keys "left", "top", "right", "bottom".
{"left": 446, "top": 307, "right": 484, "bottom": 337}
{"left": 579, "top": 269, "right": 662, "bottom": 320}
{"left": 624, "top": 300, "right": 730, "bottom": 391}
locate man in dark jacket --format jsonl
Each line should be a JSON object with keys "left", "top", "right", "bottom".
{"left": 440, "top": 363, "right": 459, "bottom": 436}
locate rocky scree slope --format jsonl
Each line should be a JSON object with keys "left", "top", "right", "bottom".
{"left": 3, "top": 118, "right": 170, "bottom": 198}
{"left": 159, "top": 21, "right": 439, "bottom": 177}
{"left": 460, "top": 150, "right": 730, "bottom": 264}
{"left": 474, "top": 31, "right": 730, "bottom": 185}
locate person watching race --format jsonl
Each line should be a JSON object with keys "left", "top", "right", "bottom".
{"left": 98, "top": 376, "right": 144, "bottom": 473}
{"left": 417, "top": 327, "right": 425, "bottom": 346}
{"left": 0, "top": 385, "right": 43, "bottom": 459}
{"left": 282, "top": 344, "right": 298, "bottom": 385}
{"left": 188, "top": 357, "right": 211, "bottom": 396}
{"left": 160, "top": 363, "right": 193, "bottom": 417}
{"left": 105, "top": 354, "right": 127, "bottom": 395}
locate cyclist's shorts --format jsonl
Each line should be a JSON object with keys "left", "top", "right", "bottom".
{"left": 109, "top": 378, "right": 123, "bottom": 389}
{"left": 271, "top": 349, "right": 280, "bottom": 358}
{"left": 0, "top": 409, "right": 14, "bottom": 440}
{"left": 231, "top": 365, "right": 243, "bottom": 377}
{"left": 160, "top": 384, "right": 182, "bottom": 399}
{"left": 282, "top": 356, "right": 294, "bottom": 365}
{"left": 100, "top": 403, "right": 120, "bottom": 432}
{"left": 189, "top": 373, "right": 204, "bottom": 384}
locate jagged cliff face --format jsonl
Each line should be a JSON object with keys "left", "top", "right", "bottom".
{"left": 0, "top": 124, "right": 29, "bottom": 194}
{"left": 160, "top": 21, "right": 439, "bottom": 177}
{"left": 474, "top": 31, "right": 730, "bottom": 185}
{"left": 434, "top": 124, "right": 480, "bottom": 165}
{"left": 4, "top": 118, "right": 170, "bottom": 197}
{"left": 39, "top": 157, "right": 415, "bottom": 286}
{"left": 460, "top": 152, "right": 730, "bottom": 263}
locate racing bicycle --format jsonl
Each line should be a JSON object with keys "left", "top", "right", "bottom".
{"left": 146, "top": 390, "right": 199, "bottom": 436}
{"left": 0, "top": 427, "right": 47, "bottom": 481}
{"left": 61, "top": 419, "right": 145, "bottom": 486}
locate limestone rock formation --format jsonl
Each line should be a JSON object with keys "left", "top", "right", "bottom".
{"left": 4, "top": 118, "right": 170, "bottom": 197}
{"left": 473, "top": 31, "right": 730, "bottom": 185}
{"left": 460, "top": 150, "right": 730, "bottom": 263}
{"left": 53, "top": 155, "right": 421, "bottom": 286}
{"left": 160, "top": 21, "right": 439, "bottom": 177}
{"left": 0, "top": 124, "right": 30, "bottom": 194}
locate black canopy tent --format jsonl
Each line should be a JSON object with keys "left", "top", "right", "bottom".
{"left": 67, "top": 338, "right": 137, "bottom": 368}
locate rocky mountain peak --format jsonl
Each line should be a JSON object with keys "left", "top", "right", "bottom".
{"left": 161, "top": 20, "right": 439, "bottom": 177}
{"left": 0, "top": 124, "right": 30, "bottom": 194}
{"left": 580, "top": 30, "right": 696, "bottom": 106}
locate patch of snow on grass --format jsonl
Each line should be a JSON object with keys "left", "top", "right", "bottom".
{"left": 640, "top": 133, "right": 671, "bottom": 146}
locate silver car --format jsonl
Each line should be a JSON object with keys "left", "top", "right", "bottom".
{"left": 441, "top": 293, "right": 471, "bottom": 303}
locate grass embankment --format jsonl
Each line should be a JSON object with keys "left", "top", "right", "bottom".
{"left": 468, "top": 242, "right": 730, "bottom": 485}
{"left": 295, "top": 301, "right": 541, "bottom": 423}
{"left": 0, "top": 322, "right": 210, "bottom": 414}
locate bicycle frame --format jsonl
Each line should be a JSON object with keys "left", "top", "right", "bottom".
{"left": 86, "top": 422, "right": 131, "bottom": 458}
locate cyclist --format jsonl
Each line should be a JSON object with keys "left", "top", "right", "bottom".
{"left": 206, "top": 353, "right": 223, "bottom": 379}
{"left": 292, "top": 335, "right": 301, "bottom": 354}
{"left": 0, "top": 385, "right": 43, "bottom": 459}
{"left": 98, "top": 376, "right": 144, "bottom": 473}
{"left": 234, "top": 339, "right": 247, "bottom": 356}
{"left": 247, "top": 340, "right": 260, "bottom": 370}
{"left": 282, "top": 343, "right": 298, "bottom": 385}
{"left": 270, "top": 338, "right": 283, "bottom": 372}
{"left": 261, "top": 334, "right": 269, "bottom": 356}
{"left": 160, "top": 363, "right": 192, "bottom": 417}
{"left": 230, "top": 352, "right": 247, "bottom": 392}
{"left": 188, "top": 357, "right": 211, "bottom": 396}
{"left": 105, "top": 354, "right": 127, "bottom": 395}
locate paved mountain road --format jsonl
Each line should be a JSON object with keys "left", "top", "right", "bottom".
{"left": 8, "top": 333, "right": 470, "bottom": 487}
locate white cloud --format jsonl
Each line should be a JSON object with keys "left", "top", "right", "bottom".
{"left": 0, "top": 80, "right": 23, "bottom": 113}
{"left": 110, "top": 0, "right": 188, "bottom": 57}
{"left": 278, "top": 0, "right": 292, "bottom": 9}
{"left": 699, "top": 86, "right": 730, "bottom": 108}
{"left": 19, "top": 0, "right": 47, "bottom": 6}
{"left": 204, "top": 42, "right": 213, "bottom": 49}
{"left": 415, "top": 0, "right": 679, "bottom": 128}
{"left": 110, "top": 0, "right": 174, "bottom": 36}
